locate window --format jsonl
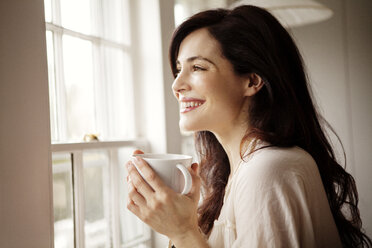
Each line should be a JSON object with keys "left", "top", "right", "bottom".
{"left": 45, "top": 0, "right": 134, "bottom": 142}
{"left": 44, "top": 0, "right": 151, "bottom": 247}
{"left": 51, "top": 143, "right": 150, "bottom": 248}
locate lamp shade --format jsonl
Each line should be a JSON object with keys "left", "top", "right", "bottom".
{"left": 229, "top": 0, "right": 333, "bottom": 27}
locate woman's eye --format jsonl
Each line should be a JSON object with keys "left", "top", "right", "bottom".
{"left": 192, "top": 65, "right": 206, "bottom": 71}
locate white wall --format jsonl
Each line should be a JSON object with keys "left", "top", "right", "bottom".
{"left": 344, "top": 0, "right": 372, "bottom": 235}
{"left": 291, "top": 0, "right": 372, "bottom": 236}
{"left": 0, "top": 0, "right": 53, "bottom": 247}
{"left": 131, "top": 0, "right": 179, "bottom": 246}
{"left": 131, "top": 0, "right": 181, "bottom": 156}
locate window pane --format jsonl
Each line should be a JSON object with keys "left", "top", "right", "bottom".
{"left": 61, "top": 0, "right": 92, "bottom": 34}
{"left": 83, "top": 152, "right": 111, "bottom": 248}
{"left": 52, "top": 153, "right": 74, "bottom": 248}
{"left": 118, "top": 147, "right": 148, "bottom": 244}
{"left": 103, "top": 47, "right": 134, "bottom": 140}
{"left": 46, "top": 31, "right": 59, "bottom": 142}
{"left": 63, "top": 35, "right": 96, "bottom": 141}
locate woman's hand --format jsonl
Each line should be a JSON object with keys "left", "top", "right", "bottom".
{"left": 125, "top": 150, "right": 202, "bottom": 243}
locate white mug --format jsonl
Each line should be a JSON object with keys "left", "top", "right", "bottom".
{"left": 131, "top": 153, "right": 193, "bottom": 194}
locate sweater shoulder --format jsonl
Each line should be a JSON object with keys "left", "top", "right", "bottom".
{"left": 237, "top": 146, "right": 319, "bottom": 185}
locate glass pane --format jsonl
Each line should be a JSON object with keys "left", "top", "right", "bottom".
{"left": 102, "top": 0, "right": 131, "bottom": 45}
{"left": 62, "top": 35, "right": 96, "bottom": 141}
{"left": 44, "top": 0, "right": 52, "bottom": 22}
{"left": 103, "top": 47, "right": 134, "bottom": 140}
{"left": 46, "top": 31, "right": 59, "bottom": 142}
{"left": 83, "top": 152, "right": 111, "bottom": 248}
{"left": 117, "top": 147, "right": 148, "bottom": 244}
{"left": 52, "top": 153, "right": 74, "bottom": 248}
{"left": 61, "top": 0, "right": 92, "bottom": 34}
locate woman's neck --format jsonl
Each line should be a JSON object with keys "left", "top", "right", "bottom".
{"left": 213, "top": 123, "right": 252, "bottom": 175}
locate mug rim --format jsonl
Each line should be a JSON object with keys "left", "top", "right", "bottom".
{"left": 131, "top": 153, "right": 192, "bottom": 160}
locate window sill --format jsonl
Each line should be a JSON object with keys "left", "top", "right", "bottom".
{"left": 52, "top": 139, "right": 148, "bottom": 152}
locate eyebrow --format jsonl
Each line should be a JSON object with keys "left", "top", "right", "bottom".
{"left": 176, "top": 56, "right": 216, "bottom": 66}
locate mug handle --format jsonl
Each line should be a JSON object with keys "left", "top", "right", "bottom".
{"left": 176, "top": 164, "right": 192, "bottom": 194}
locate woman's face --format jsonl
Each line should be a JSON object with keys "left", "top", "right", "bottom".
{"left": 172, "top": 28, "right": 248, "bottom": 134}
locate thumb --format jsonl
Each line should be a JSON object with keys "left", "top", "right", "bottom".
{"left": 187, "top": 163, "right": 201, "bottom": 202}
{"left": 132, "top": 149, "right": 144, "bottom": 155}
{"left": 191, "top": 162, "right": 199, "bottom": 174}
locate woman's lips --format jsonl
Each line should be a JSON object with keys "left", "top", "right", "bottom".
{"left": 179, "top": 98, "right": 205, "bottom": 114}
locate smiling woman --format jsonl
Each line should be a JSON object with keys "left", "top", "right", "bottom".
{"left": 170, "top": 5, "right": 372, "bottom": 248}
{"left": 125, "top": 4, "right": 372, "bottom": 248}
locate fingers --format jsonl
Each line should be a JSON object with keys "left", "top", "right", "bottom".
{"left": 126, "top": 198, "right": 139, "bottom": 212}
{"left": 127, "top": 180, "right": 147, "bottom": 206}
{"left": 132, "top": 156, "right": 169, "bottom": 192}
{"left": 126, "top": 161, "right": 155, "bottom": 198}
{"left": 187, "top": 163, "right": 201, "bottom": 202}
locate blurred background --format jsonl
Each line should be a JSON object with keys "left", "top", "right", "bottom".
{"left": 0, "top": 0, "right": 371, "bottom": 247}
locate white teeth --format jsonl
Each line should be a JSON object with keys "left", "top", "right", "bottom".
{"left": 180, "top": 101, "right": 203, "bottom": 109}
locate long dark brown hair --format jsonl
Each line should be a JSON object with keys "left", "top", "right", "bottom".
{"left": 169, "top": 5, "right": 371, "bottom": 247}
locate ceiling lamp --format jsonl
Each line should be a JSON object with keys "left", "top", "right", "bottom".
{"left": 229, "top": 0, "right": 333, "bottom": 28}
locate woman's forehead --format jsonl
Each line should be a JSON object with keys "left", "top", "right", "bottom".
{"left": 177, "top": 28, "right": 223, "bottom": 62}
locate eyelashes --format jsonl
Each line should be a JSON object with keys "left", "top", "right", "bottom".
{"left": 192, "top": 65, "right": 206, "bottom": 71}
{"left": 174, "top": 65, "right": 206, "bottom": 77}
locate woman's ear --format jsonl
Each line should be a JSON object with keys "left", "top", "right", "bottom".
{"left": 244, "top": 73, "right": 264, "bottom": 97}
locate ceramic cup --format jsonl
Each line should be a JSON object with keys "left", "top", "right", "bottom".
{"left": 131, "top": 153, "right": 193, "bottom": 194}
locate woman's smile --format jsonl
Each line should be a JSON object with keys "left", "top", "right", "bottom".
{"left": 180, "top": 97, "right": 205, "bottom": 113}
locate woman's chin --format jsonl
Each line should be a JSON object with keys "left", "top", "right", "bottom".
{"left": 179, "top": 120, "right": 202, "bottom": 133}
{"left": 179, "top": 124, "right": 196, "bottom": 133}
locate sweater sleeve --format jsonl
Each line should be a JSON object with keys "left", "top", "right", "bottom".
{"left": 231, "top": 151, "right": 317, "bottom": 248}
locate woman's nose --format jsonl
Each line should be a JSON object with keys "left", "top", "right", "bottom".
{"left": 172, "top": 72, "right": 190, "bottom": 98}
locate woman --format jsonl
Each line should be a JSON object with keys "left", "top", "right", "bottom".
{"left": 126, "top": 5, "right": 371, "bottom": 247}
